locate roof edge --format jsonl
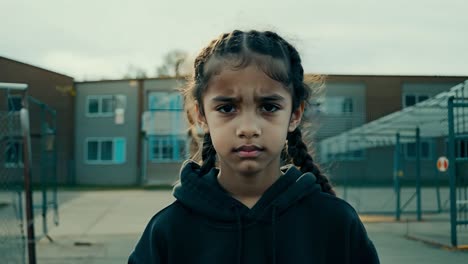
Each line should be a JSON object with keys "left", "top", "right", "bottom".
{"left": 0, "top": 55, "right": 74, "bottom": 80}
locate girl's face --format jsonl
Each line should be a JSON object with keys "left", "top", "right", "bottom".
{"left": 198, "top": 65, "right": 303, "bottom": 176}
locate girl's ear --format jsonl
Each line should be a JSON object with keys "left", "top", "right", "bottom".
{"left": 289, "top": 102, "right": 305, "bottom": 132}
{"left": 195, "top": 102, "right": 209, "bottom": 133}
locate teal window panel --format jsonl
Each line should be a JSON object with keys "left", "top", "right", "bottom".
{"left": 114, "top": 138, "right": 126, "bottom": 164}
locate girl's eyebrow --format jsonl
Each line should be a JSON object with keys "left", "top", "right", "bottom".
{"left": 211, "top": 96, "right": 237, "bottom": 103}
{"left": 210, "top": 94, "right": 286, "bottom": 103}
{"left": 256, "top": 94, "right": 286, "bottom": 102}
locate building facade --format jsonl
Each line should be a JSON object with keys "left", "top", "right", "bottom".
{"left": 74, "top": 80, "right": 140, "bottom": 185}
{"left": 75, "top": 77, "right": 187, "bottom": 185}
{"left": 0, "top": 56, "right": 75, "bottom": 184}
{"left": 142, "top": 78, "right": 188, "bottom": 185}
{"left": 75, "top": 74, "right": 468, "bottom": 186}
{"left": 314, "top": 75, "right": 467, "bottom": 184}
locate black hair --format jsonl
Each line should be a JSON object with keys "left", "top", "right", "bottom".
{"left": 183, "top": 30, "right": 335, "bottom": 196}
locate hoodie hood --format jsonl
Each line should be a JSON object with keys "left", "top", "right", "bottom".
{"left": 130, "top": 160, "right": 380, "bottom": 264}
{"left": 173, "top": 160, "right": 321, "bottom": 224}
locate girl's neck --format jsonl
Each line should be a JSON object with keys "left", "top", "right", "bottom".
{"left": 216, "top": 163, "right": 283, "bottom": 208}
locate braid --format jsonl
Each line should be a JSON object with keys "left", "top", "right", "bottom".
{"left": 287, "top": 128, "right": 335, "bottom": 196}
{"left": 260, "top": 32, "right": 334, "bottom": 194}
{"left": 199, "top": 133, "right": 217, "bottom": 175}
{"left": 262, "top": 31, "right": 310, "bottom": 110}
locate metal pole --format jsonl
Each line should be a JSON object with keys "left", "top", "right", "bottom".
{"left": 416, "top": 127, "right": 422, "bottom": 221}
{"left": 433, "top": 138, "right": 441, "bottom": 213}
{"left": 20, "top": 90, "right": 37, "bottom": 264}
{"left": 141, "top": 136, "right": 148, "bottom": 185}
{"left": 52, "top": 110, "right": 59, "bottom": 227}
{"left": 343, "top": 140, "right": 349, "bottom": 201}
{"left": 40, "top": 104, "right": 48, "bottom": 239}
{"left": 394, "top": 133, "right": 401, "bottom": 220}
{"left": 447, "top": 96, "right": 457, "bottom": 247}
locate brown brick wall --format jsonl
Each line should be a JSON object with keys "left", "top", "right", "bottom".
{"left": 326, "top": 75, "right": 466, "bottom": 122}
{"left": 0, "top": 56, "right": 75, "bottom": 184}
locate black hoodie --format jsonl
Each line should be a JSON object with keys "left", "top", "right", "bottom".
{"left": 129, "top": 161, "right": 379, "bottom": 264}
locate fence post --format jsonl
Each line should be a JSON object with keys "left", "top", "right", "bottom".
{"left": 20, "top": 91, "right": 37, "bottom": 264}
{"left": 433, "top": 138, "right": 442, "bottom": 213}
{"left": 40, "top": 104, "right": 48, "bottom": 239}
{"left": 416, "top": 127, "right": 422, "bottom": 221}
{"left": 447, "top": 96, "right": 457, "bottom": 247}
{"left": 394, "top": 133, "right": 401, "bottom": 220}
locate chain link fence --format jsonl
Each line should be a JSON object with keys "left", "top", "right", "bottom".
{"left": 0, "top": 90, "right": 26, "bottom": 263}
{"left": 28, "top": 96, "right": 59, "bottom": 242}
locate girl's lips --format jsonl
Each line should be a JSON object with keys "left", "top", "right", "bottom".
{"left": 237, "top": 150, "right": 262, "bottom": 158}
{"left": 234, "top": 145, "right": 264, "bottom": 158}
{"left": 234, "top": 145, "right": 263, "bottom": 152}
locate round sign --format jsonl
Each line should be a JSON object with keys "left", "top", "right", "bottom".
{"left": 437, "top": 156, "right": 449, "bottom": 172}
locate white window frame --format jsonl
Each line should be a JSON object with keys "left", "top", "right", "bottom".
{"left": 86, "top": 95, "right": 120, "bottom": 117}
{"left": 148, "top": 135, "right": 188, "bottom": 163}
{"left": 402, "top": 93, "right": 430, "bottom": 108}
{"left": 404, "top": 140, "right": 433, "bottom": 160}
{"left": 84, "top": 137, "right": 126, "bottom": 164}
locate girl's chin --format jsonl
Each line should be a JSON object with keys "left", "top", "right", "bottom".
{"left": 234, "top": 162, "right": 265, "bottom": 176}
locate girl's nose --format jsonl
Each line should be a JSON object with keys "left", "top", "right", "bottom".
{"left": 236, "top": 114, "right": 261, "bottom": 138}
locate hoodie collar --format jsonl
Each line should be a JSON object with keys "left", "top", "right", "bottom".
{"left": 173, "top": 160, "right": 321, "bottom": 223}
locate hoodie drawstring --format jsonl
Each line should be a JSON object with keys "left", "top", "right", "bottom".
{"left": 235, "top": 206, "right": 242, "bottom": 264}
{"left": 271, "top": 205, "right": 277, "bottom": 264}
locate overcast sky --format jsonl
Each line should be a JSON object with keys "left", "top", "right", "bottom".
{"left": 1, "top": 0, "right": 467, "bottom": 81}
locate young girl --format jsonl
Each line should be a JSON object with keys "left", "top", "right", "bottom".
{"left": 129, "top": 30, "right": 379, "bottom": 264}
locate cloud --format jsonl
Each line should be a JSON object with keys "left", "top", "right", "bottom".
{"left": 2, "top": 0, "right": 468, "bottom": 78}
{"left": 41, "top": 51, "right": 128, "bottom": 80}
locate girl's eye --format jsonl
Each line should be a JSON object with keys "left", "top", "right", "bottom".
{"left": 261, "top": 104, "right": 279, "bottom": 112}
{"left": 217, "top": 104, "right": 236, "bottom": 113}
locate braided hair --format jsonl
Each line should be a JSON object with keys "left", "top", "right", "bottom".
{"left": 183, "top": 30, "right": 335, "bottom": 196}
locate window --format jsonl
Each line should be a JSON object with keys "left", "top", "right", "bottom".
{"left": 87, "top": 141, "right": 98, "bottom": 160}
{"left": 444, "top": 138, "right": 468, "bottom": 160}
{"left": 404, "top": 140, "right": 432, "bottom": 160}
{"left": 148, "top": 92, "right": 183, "bottom": 110}
{"left": 403, "top": 93, "right": 430, "bottom": 108}
{"left": 418, "top": 95, "right": 429, "bottom": 102}
{"left": 88, "top": 98, "right": 99, "bottom": 114}
{"left": 342, "top": 98, "right": 353, "bottom": 113}
{"left": 101, "top": 97, "right": 114, "bottom": 114}
{"left": 7, "top": 96, "right": 22, "bottom": 112}
{"left": 456, "top": 139, "right": 468, "bottom": 160}
{"left": 317, "top": 96, "right": 354, "bottom": 115}
{"left": 405, "top": 95, "right": 416, "bottom": 107}
{"left": 86, "top": 95, "right": 126, "bottom": 117}
{"left": 5, "top": 140, "right": 23, "bottom": 168}
{"left": 114, "top": 94, "right": 127, "bottom": 109}
{"left": 101, "top": 140, "right": 113, "bottom": 161}
{"left": 85, "top": 138, "right": 126, "bottom": 164}
{"left": 149, "top": 136, "right": 187, "bottom": 162}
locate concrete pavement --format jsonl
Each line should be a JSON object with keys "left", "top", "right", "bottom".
{"left": 35, "top": 189, "right": 467, "bottom": 264}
